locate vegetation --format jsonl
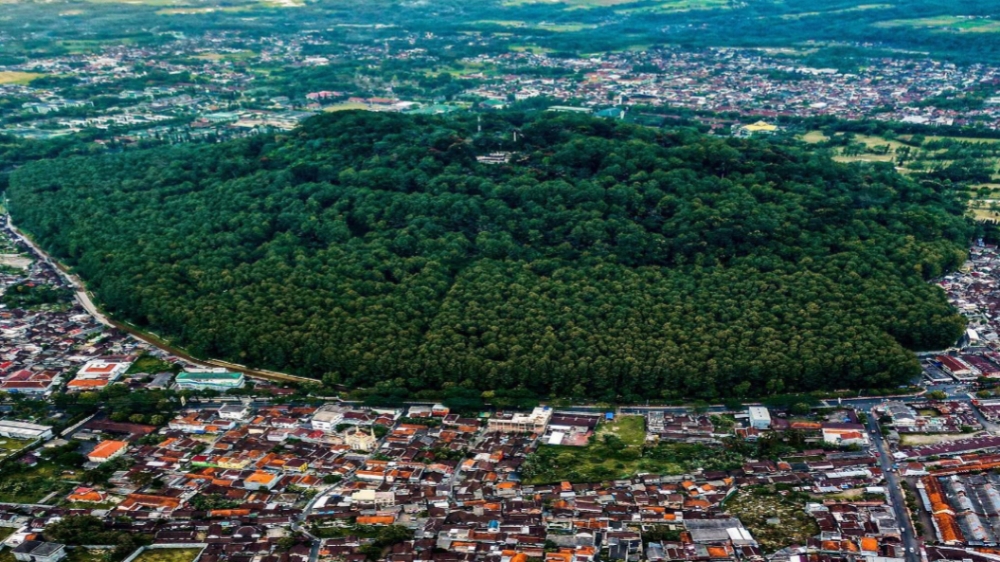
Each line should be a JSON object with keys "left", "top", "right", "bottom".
{"left": 44, "top": 515, "right": 152, "bottom": 560}
{"left": 522, "top": 417, "right": 744, "bottom": 483}
{"left": 131, "top": 549, "right": 202, "bottom": 562}
{"left": 725, "top": 485, "right": 819, "bottom": 553}
{"left": 1, "top": 282, "right": 73, "bottom": 309}
{"left": 9, "top": 111, "right": 971, "bottom": 401}
{"left": 126, "top": 353, "right": 181, "bottom": 375}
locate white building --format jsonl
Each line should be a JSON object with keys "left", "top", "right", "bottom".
{"left": 748, "top": 407, "right": 771, "bottom": 430}
{"left": 0, "top": 420, "right": 53, "bottom": 440}
{"left": 218, "top": 404, "right": 250, "bottom": 421}
{"left": 487, "top": 407, "right": 553, "bottom": 433}
{"left": 311, "top": 404, "right": 349, "bottom": 432}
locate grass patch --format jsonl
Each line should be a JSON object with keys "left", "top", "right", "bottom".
{"left": 323, "top": 102, "right": 371, "bottom": 112}
{"left": 0, "top": 71, "right": 43, "bottom": 85}
{"left": 800, "top": 130, "right": 829, "bottom": 144}
{"left": 474, "top": 20, "right": 596, "bottom": 32}
{"left": 779, "top": 4, "right": 892, "bottom": 20}
{"left": 0, "top": 462, "right": 76, "bottom": 503}
{"left": 877, "top": 16, "right": 1000, "bottom": 33}
{"left": 725, "top": 486, "right": 819, "bottom": 553}
{"left": 127, "top": 354, "right": 179, "bottom": 375}
{"left": 510, "top": 45, "right": 555, "bottom": 54}
{"left": 192, "top": 50, "right": 255, "bottom": 62}
{"left": 0, "top": 437, "right": 33, "bottom": 455}
{"left": 132, "top": 548, "right": 202, "bottom": 562}
{"left": 67, "top": 549, "right": 111, "bottom": 562}
{"left": 615, "top": 0, "right": 729, "bottom": 14}
{"left": 596, "top": 415, "right": 646, "bottom": 447}
{"left": 523, "top": 416, "right": 742, "bottom": 483}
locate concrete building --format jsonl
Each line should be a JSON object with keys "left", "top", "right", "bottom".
{"left": 87, "top": 440, "right": 128, "bottom": 463}
{"left": 218, "top": 404, "right": 250, "bottom": 421}
{"left": 748, "top": 407, "right": 771, "bottom": 430}
{"left": 311, "top": 404, "right": 349, "bottom": 432}
{"left": 175, "top": 371, "right": 245, "bottom": 391}
{"left": 13, "top": 541, "right": 66, "bottom": 562}
{"left": 0, "top": 420, "right": 53, "bottom": 440}
{"left": 488, "top": 407, "right": 553, "bottom": 433}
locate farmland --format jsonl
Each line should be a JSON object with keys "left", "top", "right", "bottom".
{"left": 800, "top": 130, "right": 1000, "bottom": 221}
{"left": 0, "top": 71, "right": 43, "bottom": 85}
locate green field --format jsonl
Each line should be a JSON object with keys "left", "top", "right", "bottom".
{"left": 323, "top": 102, "right": 370, "bottom": 112}
{"left": 192, "top": 50, "right": 255, "bottom": 61}
{"left": 800, "top": 129, "right": 1000, "bottom": 220}
{"left": 0, "top": 462, "right": 77, "bottom": 503}
{"left": 474, "top": 20, "right": 596, "bottom": 32}
{"left": 877, "top": 16, "right": 1000, "bottom": 33}
{"left": 131, "top": 548, "right": 202, "bottom": 562}
{"left": 779, "top": 4, "right": 892, "bottom": 20}
{"left": 127, "top": 354, "right": 178, "bottom": 375}
{"left": 0, "top": 71, "right": 43, "bottom": 85}
{"left": 0, "top": 437, "right": 33, "bottom": 457}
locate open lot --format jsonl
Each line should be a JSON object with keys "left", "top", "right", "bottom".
{"left": 725, "top": 487, "right": 819, "bottom": 553}
{"left": 525, "top": 416, "right": 742, "bottom": 483}
{"left": 192, "top": 50, "right": 255, "bottom": 61}
{"left": 0, "top": 462, "right": 77, "bottom": 504}
{"left": 126, "top": 354, "right": 179, "bottom": 375}
{"left": 132, "top": 548, "right": 203, "bottom": 562}
{"left": 0, "top": 71, "right": 43, "bottom": 85}
{"left": 0, "top": 437, "right": 34, "bottom": 459}
{"left": 900, "top": 432, "right": 984, "bottom": 447}
{"left": 323, "top": 102, "right": 371, "bottom": 112}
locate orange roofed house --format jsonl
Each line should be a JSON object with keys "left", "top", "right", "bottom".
{"left": 87, "top": 440, "right": 128, "bottom": 464}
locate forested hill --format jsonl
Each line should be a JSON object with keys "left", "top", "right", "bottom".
{"left": 8, "top": 112, "right": 971, "bottom": 401}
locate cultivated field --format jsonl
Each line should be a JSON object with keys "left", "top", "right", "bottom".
{"left": 0, "top": 71, "right": 43, "bottom": 85}
{"left": 877, "top": 16, "right": 1000, "bottom": 34}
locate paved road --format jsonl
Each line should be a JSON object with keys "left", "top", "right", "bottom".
{"left": 865, "top": 408, "right": 920, "bottom": 562}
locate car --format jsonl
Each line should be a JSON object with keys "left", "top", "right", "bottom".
{"left": 908, "top": 548, "right": 914, "bottom": 553}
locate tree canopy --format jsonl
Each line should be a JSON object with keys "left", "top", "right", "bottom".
{"left": 8, "top": 111, "right": 971, "bottom": 401}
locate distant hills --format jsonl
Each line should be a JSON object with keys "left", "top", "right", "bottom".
{"left": 2, "top": 0, "right": 1000, "bottom": 65}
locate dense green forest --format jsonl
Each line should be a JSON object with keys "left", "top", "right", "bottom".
{"left": 8, "top": 111, "right": 971, "bottom": 401}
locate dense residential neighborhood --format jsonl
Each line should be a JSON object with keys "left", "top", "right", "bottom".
{"left": 4, "top": 5, "right": 1000, "bottom": 562}
{"left": 1, "top": 219, "right": 1000, "bottom": 562}
{"left": 3, "top": 32, "right": 1000, "bottom": 147}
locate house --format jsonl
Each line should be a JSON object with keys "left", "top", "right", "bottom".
{"left": 822, "top": 424, "right": 870, "bottom": 447}
{"left": 88, "top": 440, "right": 129, "bottom": 463}
{"left": 748, "top": 407, "right": 771, "bottom": 430}
{"left": 218, "top": 404, "right": 250, "bottom": 421}
{"left": 13, "top": 541, "right": 66, "bottom": 562}
{"left": 244, "top": 471, "right": 281, "bottom": 491}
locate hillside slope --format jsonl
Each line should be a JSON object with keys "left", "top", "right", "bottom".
{"left": 8, "top": 111, "right": 971, "bottom": 401}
